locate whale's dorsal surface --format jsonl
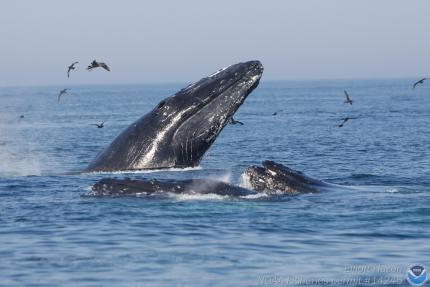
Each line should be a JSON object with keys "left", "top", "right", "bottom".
{"left": 91, "top": 177, "right": 257, "bottom": 197}
{"left": 85, "top": 61, "right": 263, "bottom": 172}
{"left": 90, "top": 161, "right": 347, "bottom": 198}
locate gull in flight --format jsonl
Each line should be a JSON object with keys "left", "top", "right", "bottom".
{"left": 67, "top": 62, "right": 79, "bottom": 78}
{"left": 87, "top": 60, "right": 110, "bottom": 72}
{"left": 92, "top": 121, "right": 106, "bottom": 129}
{"left": 338, "top": 117, "right": 358, "bottom": 128}
{"left": 58, "top": 88, "right": 70, "bottom": 103}
{"left": 228, "top": 116, "right": 244, "bottom": 125}
{"left": 412, "top": 78, "right": 428, "bottom": 90}
{"left": 344, "top": 90, "right": 353, "bottom": 105}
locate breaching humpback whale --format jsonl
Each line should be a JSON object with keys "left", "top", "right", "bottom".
{"left": 86, "top": 61, "right": 264, "bottom": 172}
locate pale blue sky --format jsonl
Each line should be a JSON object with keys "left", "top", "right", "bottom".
{"left": 0, "top": 0, "right": 429, "bottom": 86}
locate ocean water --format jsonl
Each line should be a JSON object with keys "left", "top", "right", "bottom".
{"left": 0, "top": 79, "right": 429, "bottom": 287}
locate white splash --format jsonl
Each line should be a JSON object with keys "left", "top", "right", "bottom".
{"left": 0, "top": 145, "right": 42, "bottom": 177}
{"left": 0, "top": 121, "right": 52, "bottom": 177}
{"left": 239, "top": 172, "right": 252, "bottom": 189}
{"left": 385, "top": 188, "right": 399, "bottom": 193}
{"left": 168, "top": 192, "right": 228, "bottom": 201}
{"left": 86, "top": 166, "right": 202, "bottom": 175}
{"left": 209, "top": 170, "right": 232, "bottom": 183}
{"left": 240, "top": 192, "right": 269, "bottom": 199}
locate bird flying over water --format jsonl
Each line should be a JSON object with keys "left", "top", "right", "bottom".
{"left": 87, "top": 60, "right": 110, "bottom": 72}
{"left": 228, "top": 117, "right": 244, "bottom": 125}
{"left": 272, "top": 110, "right": 283, "bottom": 116}
{"left": 67, "top": 62, "right": 78, "bottom": 78}
{"left": 344, "top": 90, "right": 353, "bottom": 105}
{"left": 412, "top": 78, "right": 428, "bottom": 90}
{"left": 58, "top": 89, "right": 70, "bottom": 103}
{"left": 338, "top": 117, "right": 357, "bottom": 128}
{"left": 92, "top": 121, "right": 106, "bottom": 129}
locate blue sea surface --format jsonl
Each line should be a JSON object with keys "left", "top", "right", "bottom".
{"left": 0, "top": 79, "right": 429, "bottom": 286}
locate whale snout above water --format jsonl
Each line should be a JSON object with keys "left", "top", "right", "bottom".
{"left": 241, "top": 161, "right": 332, "bottom": 194}
{"left": 86, "top": 60, "right": 264, "bottom": 172}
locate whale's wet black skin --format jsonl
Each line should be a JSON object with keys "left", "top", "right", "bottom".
{"left": 242, "top": 161, "right": 335, "bottom": 194}
{"left": 91, "top": 178, "right": 257, "bottom": 197}
{"left": 90, "top": 161, "right": 348, "bottom": 197}
{"left": 86, "top": 61, "right": 264, "bottom": 172}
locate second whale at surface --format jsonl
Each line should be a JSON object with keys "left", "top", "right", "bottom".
{"left": 90, "top": 161, "right": 346, "bottom": 197}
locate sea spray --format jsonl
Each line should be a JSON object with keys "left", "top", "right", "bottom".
{"left": 0, "top": 118, "right": 59, "bottom": 177}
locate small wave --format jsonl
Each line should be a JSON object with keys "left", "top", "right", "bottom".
{"left": 85, "top": 184, "right": 232, "bottom": 200}
{"left": 350, "top": 173, "right": 380, "bottom": 179}
{"left": 86, "top": 166, "right": 202, "bottom": 175}
{"left": 385, "top": 188, "right": 399, "bottom": 193}
{"left": 240, "top": 192, "right": 269, "bottom": 199}
{"left": 167, "top": 192, "right": 229, "bottom": 201}
{"left": 340, "top": 232, "right": 419, "bottom": 239}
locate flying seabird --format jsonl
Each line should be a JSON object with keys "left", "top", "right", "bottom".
{"left": 67, "top": 62, "right": 79, "bottom": 78}
{"left": 338, "top": 117, "right": 357, "bottom": 128}
{"left": 272, "top": 110, "right": 283, "bottom": 116}
{"left": 228, "top": 117, "right": 244, "bottom": 125}
{"left": 412, "top": 78, "right": 428, "bottom": 90}
{"left": 344, "top": 90, "right": 353, "bottom": 105}
{"left": 92, "top": 121, "right": 106, "bottom": 129}
{"left": 58, "top": 88, "right": 70, "bottom": 103}
{"left": 87, "top": 60, "right": 110, "bottom": 72}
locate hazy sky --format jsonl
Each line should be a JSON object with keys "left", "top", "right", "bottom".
{"left": 0, "top": 0, "right": 429, "bottom": 86}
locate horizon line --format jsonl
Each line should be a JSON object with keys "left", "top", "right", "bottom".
{"left": 0, "top": 75, "right": 423, "bottom": 89}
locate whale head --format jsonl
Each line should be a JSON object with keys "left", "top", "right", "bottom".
{"left": 86, "top": 60, "right": 263, "bottom": 172}
{"left": 241, "top": 161, "right": 327, "bottom": 194}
